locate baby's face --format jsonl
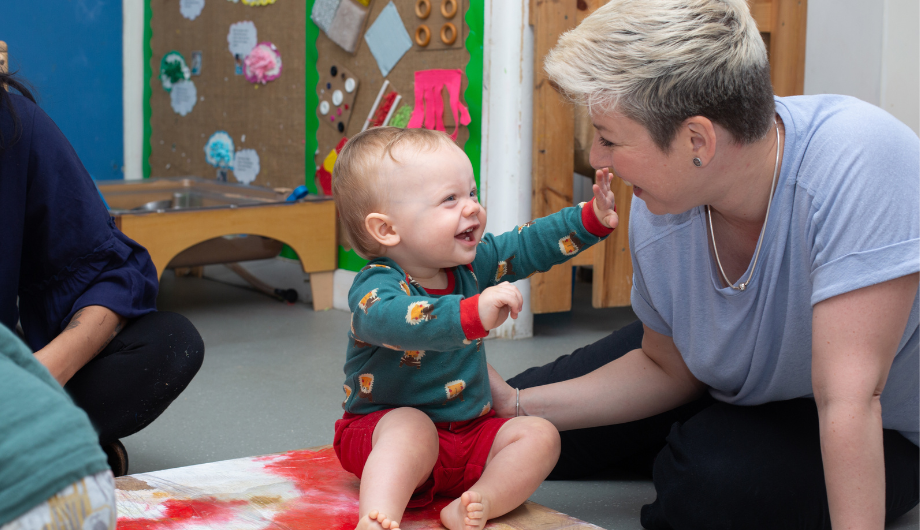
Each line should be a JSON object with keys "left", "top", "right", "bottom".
{"left": 383, "top": 141, "right": 486, "bottom": 269}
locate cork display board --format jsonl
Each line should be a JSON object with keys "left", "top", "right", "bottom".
{"left": 313, "top": 0, "right": 472, "bottom": 264}
{"left": 312, "top": 0, "right": 471, "bottom": 173}
{"left": 147, "top": 0, "right": 306, "bottom": 189}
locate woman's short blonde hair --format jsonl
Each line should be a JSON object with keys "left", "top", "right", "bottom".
{"left": 332, "top": 126, "right": 454, "bottom": 259}
{"left": 545, "top": 0, "right": 775, "bottom": 151}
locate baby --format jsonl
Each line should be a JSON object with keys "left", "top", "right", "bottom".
{"left": 331, "top": 127, "right": 618, "bottom": 530}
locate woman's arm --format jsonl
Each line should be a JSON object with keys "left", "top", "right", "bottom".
{"left": 812, "top": 273, "right": 918, "bottom": 530}
{"left": 34, "top": 305, "right": 127, "bottom": 385}
{"left": 489, "top": 323, "right": 706, "bottom": 431}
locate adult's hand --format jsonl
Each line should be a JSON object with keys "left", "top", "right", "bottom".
{"left": 34, "top": 305, "right": 127, "bottom": 386}
{"left": 514, "top": 324, "right": 706, "bottom": 431}
{"left": 812, "top": 273, "right": 918, "bottom": 530}
{"left": 487, "top": 363, "right": 517, "bottom": 418}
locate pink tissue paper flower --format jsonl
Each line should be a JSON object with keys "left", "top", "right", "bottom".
{"left": 244, "top": 43, "right": 282, "bottom": 85}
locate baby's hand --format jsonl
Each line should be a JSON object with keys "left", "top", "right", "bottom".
{"left": 478, "top": 282, "right": 523, "bottom": 331}
{"left": 593, "top": 168, "right": 619, "bottom": 230}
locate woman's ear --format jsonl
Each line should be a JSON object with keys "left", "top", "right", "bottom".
{"left": 685, "top": 116, "right": 717, "bottom": 167}
{"left": 365, "top": 213, "right": 400, "bottom": 248}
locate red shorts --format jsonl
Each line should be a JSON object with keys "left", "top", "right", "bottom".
{"left": 333, "top": 409, "right": 510, "bottom": 507}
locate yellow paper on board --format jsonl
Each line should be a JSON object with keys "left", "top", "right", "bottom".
{"left": 322, "top": 149, "right": 338, "bottom": 173}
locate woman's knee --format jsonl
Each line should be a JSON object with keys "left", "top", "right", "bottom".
{"left": 648, "top": 401, "right": 831, "bottom": 530}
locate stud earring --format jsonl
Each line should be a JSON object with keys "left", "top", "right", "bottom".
{"left": 693, "top": 157, "right": 702, "bottom": 167}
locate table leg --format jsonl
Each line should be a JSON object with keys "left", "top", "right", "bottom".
{"left": 310, "top": 271, "right": 335, "bottom": 311}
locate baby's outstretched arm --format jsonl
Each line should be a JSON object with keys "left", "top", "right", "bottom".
{"left": 592, "top": 167, "right": 619, "bottom": 230}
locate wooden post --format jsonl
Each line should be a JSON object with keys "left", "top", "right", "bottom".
{"left": 531, "top": 0, "right": 577, "bottom": 314}
{"left": 769, "top": 0, "right": 808, "bottom": 96}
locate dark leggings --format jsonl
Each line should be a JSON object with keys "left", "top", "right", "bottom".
{"left": 507, "top": 320, "right": 919, "bottom": 530}
{"left": 64, "top": 311, "right": 204, "bottom": 445}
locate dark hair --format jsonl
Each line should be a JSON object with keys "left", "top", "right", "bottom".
{"left": 0, "top": 70, "right": 38, "bottom": 152}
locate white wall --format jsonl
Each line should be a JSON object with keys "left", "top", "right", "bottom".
{"left": 880, "top": 0, "right": 919, "bottom": 133}
{"left": 123, "top": 0, "right": 144, "bottom": 180}
{"left": 805, "top": 0, "right": 919, "bottom": 134}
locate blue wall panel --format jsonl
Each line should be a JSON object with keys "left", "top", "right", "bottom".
{"left": 1, "top": 0, "right": 123, "bottom": 180}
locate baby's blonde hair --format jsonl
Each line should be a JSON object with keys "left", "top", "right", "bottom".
{"left": 332, "top": 127, "right": 456, "bottom": 259}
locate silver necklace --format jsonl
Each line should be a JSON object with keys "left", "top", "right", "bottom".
{"left": 706, "top": 121, "right": 780, "bottom": 291}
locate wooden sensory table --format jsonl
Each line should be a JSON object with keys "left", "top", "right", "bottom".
{"left": 115, "top": 445, "right": 603, "bottom": 529}
{"left": 97, "top": 177, "right": 336, "bottom": 310}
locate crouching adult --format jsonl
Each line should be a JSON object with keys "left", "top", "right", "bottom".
{"left": 0, "top": 71, "right": 205, "bottom": 476}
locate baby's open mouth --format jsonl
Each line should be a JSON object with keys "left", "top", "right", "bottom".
{"left": 456, "top": 226, "right": 477, "bottom": 242}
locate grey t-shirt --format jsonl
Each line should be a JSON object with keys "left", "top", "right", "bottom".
{"left": 630, "top": 95, "right": 919, "bottom": 445}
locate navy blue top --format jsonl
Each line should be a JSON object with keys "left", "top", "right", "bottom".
{"left": 0, "top": 93, "right": 158, "bottom": 352}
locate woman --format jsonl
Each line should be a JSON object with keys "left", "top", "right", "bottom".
{"left": 0, "top": 71, "right": 205, "bottom": 476}
{"left": 489, "top": 0, "right": 919, "bottom": 528}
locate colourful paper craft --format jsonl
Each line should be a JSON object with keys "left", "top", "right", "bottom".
{"left": 364, "top": 2, "right": 413, "bottom": 77}
{"left": 407, "top": 70, "right": 471, "bottom": 141}
{"left": 315, "top": 137, "right": 348, "bottom": 195}
{"left": 311, "top": 0, "right": 340, "bottom": 31}
{"left": 327, "top": 0, "right": 368, "bottom": 54}
{"left": 244, "top": 42, "right": 282, "bottom": 84}
{"left": 159, "top": 51, "right": 190, "bottom": 92}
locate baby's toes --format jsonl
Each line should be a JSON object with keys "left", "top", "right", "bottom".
{"left": 465, "top": 509, "right": 483, "bottom": 520}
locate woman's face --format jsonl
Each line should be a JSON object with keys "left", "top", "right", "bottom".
{"left": 589, "top": 110, "right": 696, "bottom": 215}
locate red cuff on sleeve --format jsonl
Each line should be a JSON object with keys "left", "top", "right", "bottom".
{"left": 460, "top": 294, "right": 489, "bottom": 340}
{"left": 582, "top": 198, "right": 615, "bottom": 237}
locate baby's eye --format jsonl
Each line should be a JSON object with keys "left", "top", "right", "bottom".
{"left": 444, "top": 194, "right": 457, "bottom": 202}
{"left": 598, "top": 136, "right": 615, "bottom": 148}
{"left": 470, "top": 189, "right": 478, "bottom": 198}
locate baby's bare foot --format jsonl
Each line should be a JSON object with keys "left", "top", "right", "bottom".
{"left": 440, "top": 491, "right": 489, "bottom": 530}
{"left": 355, "top": 510, "right": 400, "bottom": 530}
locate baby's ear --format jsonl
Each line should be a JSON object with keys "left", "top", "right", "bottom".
{"left": 365, "top": 213, "right": 400, "bottom": 248}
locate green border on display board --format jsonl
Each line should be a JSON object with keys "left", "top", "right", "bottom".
{"left": 142, "top": 1, "right": 484, "bottom": 266}
{"left": 333, "top": 0, "right": 486, "bottom": 271}
{"left": 143, "top": 1, "right": 153, "bottom": 179}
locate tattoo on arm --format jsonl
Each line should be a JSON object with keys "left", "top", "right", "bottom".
{"left": 64, "top": 308, "right": 87, "bottom": 331}
{"left": 93, "top": 320, "right": 125, "bottom": 356}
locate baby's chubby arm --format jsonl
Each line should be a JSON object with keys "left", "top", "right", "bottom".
{"left": 350, "top": 265, "right": 517, "bottom": 350}
{"left": 472, "top": 170, "right": 616, "bottom": 286}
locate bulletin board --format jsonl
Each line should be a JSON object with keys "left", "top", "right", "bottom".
{"left": 308, "top": 0, "right": 484, "bottom": 270}
{"left": 145, "top": 0, "right": 307, "bottom": 189}
{"left": 142, "top": 0, "right": 485, "bottom": 269}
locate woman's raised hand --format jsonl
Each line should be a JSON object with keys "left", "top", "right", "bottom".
{"left": 593, "top": 167, "right": 619, "bottom": 230}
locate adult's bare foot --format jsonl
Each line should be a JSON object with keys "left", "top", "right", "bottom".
{"left": 440, "top": 491, "right": 489, "bottom": 530}
{"left": 356, "top": 510, "right": 400, "bottom": 530}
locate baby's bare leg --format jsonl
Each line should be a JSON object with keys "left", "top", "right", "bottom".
{"left": 356, "top": 408, "right": 439, "bottom": 530}
{"left": 440, "top": 417, "right": 561, "bottom": 530}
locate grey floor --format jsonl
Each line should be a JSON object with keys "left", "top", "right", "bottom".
{"left": 124, "top": 270, "right": 918, "bottom": 530}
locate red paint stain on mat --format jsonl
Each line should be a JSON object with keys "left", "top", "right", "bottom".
{"left": 257, "top": 448, "right": 360, "bottom": 530}
{"left": 118, "top": 498, "right": 246, "bottom": 529}
{"left": 257, "top": 448, "right": 451, "bottom": 530}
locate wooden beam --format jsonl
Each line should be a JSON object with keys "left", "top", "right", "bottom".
{"left": 750, "top": 0, "right": 774, "bottom": 33}
{"left": 531, "top": 0, "right": 578, "bottom": 314}
{"left": 769, "top": 0, "right": 808, "bottom": 96}
{"left": 593, "top": 179, "right": 633, "bottom": 307}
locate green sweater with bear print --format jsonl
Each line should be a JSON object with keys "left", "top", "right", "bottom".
{"left": 341, "top": 200, "right": 613, "bottom": 423}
